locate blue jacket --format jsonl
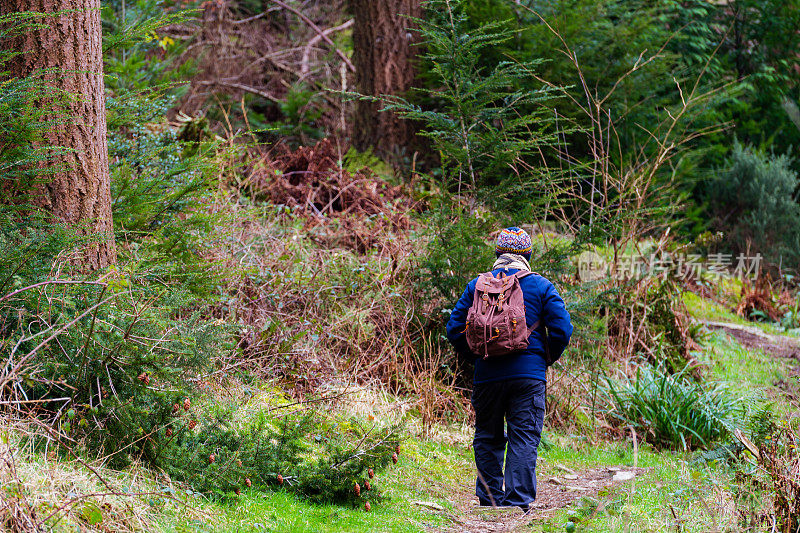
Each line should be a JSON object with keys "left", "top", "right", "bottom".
{"left": 446, "top": 268, "right": 573, "bottom": 384}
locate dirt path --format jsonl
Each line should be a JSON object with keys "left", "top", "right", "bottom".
{"left": 441, "top": 465, "right": 647, "bottom": 532}
{"left": 705, "top": 320, "right": 800, "bottom": 359}
{"left": 705, "top": 319, "right": 800, "bottom": 408}
{"left": 426, "top": 320, "right": 795, "bottom": 532}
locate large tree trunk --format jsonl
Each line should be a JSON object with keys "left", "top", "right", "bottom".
{"left": 1, "top": 0, "right": 116, "bottom": 269}
{"left": 350, "top": 0, "right": 420, "bottom": 160}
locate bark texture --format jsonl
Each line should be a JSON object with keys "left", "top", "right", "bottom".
{"left": 1, "top": 0, "right": 116, "bottom": 268}
{"left": 350, "top": 0, "right": 420, "bottom": 159}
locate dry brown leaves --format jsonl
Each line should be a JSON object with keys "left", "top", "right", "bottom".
{"left": 244, "top": 138, "right": 416, "bottom": 252}
{"left": 758, "top": 425, "right": 800, "bottom": 533}
{"left": 736, "top": 275, "right": 781, "bottom": 321}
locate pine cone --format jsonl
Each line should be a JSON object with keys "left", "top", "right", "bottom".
{"left": 364, "top": 481, "right": 371, "bottom": 491}
{"left": 277, "top": 474, "right": 284, "bottom": 485}
{"left": 354, "top": 482, "right": 361, "bottom": 497}
{"left": 364, "top": 501, "right": 371, "bottom": 512}
{"left": 245, "top": 478, "right": 252, "bottom": 487}
{"left": 137, "top": 372, "right": 150, "bottom": 385}
{"left": 172, "top": 403, "right": 180, "bottom": 415}
{"left": 187, "top": 419, "right": 197, "bottom": 430}
{"left": 183, "top": 398, "right": 191, "bottom": 411}
{"left": 368, "top": 468, "right": 375, "bottom": 479}
{"left": 165, "top": 427, "right": 173, "bottom": 438}
{"left": 209, "top": 453, "right": 216, "bottom": 464}
{"left": 392, "top": 452, "right": 398, "bottom": 464}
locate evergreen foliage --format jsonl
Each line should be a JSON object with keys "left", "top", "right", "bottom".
{"left": 382, "top": 0, "right": 560, "bottom": 207}
{"left": 103, "top": 0, "right": 230, "bottom": 295}
{"left": 369, "top": 0, "right": 568, "bottom": 303}
{"left": 1, "top": 3, "right": 402, "bottom": 507}
{"left": 707, "top": 142, "right": 800, "bottom": 269}
{"left": 159, "top": 402, "right": 401, "bottom": 504}
{"left": 0, "top": 12, "right": 69, "bottom": 207}
{"left": 0, "top": 0, "right": 226, "bottom": 487}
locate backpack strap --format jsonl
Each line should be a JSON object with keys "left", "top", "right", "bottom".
{"left": 489, "top": 269, "right": 533, "bottom": 279}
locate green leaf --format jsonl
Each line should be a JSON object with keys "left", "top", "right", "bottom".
{"left": 79, "top": 502, "right": 103, "bottom": 525}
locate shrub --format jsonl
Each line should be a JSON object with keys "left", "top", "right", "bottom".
{"left": 2, "top": 0, "right": 404, "bottom": 510}
{"left": 158, "top": 400, "right": 402, "bottom": 505}
{"left": 602, "top": 364, "right": 748, "bottom": 450}
{"left": 415, "top": 206, "right": 496, "bottom": 304}
{"left": 607, "top": 276, "right": 696, "bottom": 373}
{"left": 103, "top": 0, "right": 232, "bottom": 296}
{"left": 0, "top": 0, "right": 230, "bottom": 482}
{"left": 2, "top": 264, "right": 226, "bottom": 464}
{"left": 707, "top": 142, "right": 800, "bottom": 269}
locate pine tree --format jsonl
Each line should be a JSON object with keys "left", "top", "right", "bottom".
{"left": 0, "top": 0, "right": 116, "bottom": 269}
{"left": 349, "top": 0, "right": 421, "bottom": 161}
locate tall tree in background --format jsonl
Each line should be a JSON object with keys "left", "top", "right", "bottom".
{"left": 349, "top": 0, "right": 420, "bottom": 160}
{"left": 1, "top": 0, "right": 116, "bottom": 268}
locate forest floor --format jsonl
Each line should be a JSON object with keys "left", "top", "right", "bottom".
{"left": 186, "top": 293, "right": 796, "bottom": 533}
{"left": 15, "top": 292, "right": 798, "bottom": 532}
{"left": 443, "top": 465, "right": 648, "bottom": 533}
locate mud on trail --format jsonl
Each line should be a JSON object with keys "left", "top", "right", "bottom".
{"left": 705, "top": 319, "right": 800, "bottom": 408}
{"left": 705, "top": 321, "right": 800, "bottom": 360}
{"left": 440, "top": 466, "right": 647, "bottom": 532}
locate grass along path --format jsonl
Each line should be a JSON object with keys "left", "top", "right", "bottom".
{"left": 160, "top": 307, "right": 800, "bottom": 532}
{"left": 19, "top": 291, "right": 797, "bottom": 532}
{"left": 156, "top": 430, "right": 733, "bottom": 532}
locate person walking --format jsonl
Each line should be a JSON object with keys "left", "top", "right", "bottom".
{"left": 446, "top": 227, "right": 573, "bottom": 511}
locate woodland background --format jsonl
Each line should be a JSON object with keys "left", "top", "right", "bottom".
{"left": 1, "top": 0, "right": 800, "bottom": 531}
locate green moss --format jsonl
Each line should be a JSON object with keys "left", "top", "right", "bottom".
{"left": 682, "top": 291, "right": 745, "bottom": 324}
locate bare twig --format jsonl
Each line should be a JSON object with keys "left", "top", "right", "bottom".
{"left": 268, "top": 0, "right": 355, "bottom": 73}
{"left": 196, "top": 80, "right": 282, "bottom": 104}
{"left": 0, "top": 280, "right": 108, "bottom": 303}
{"left": 301, "top": 19, "right": 353, "bottom": 76}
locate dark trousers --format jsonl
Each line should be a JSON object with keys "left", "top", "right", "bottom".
{"left": 471, "top": 378, "right": 546, "bottom": 508}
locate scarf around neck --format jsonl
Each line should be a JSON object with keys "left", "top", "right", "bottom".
{"left": 492, "top": 253, "right": 531, "bottom": 273}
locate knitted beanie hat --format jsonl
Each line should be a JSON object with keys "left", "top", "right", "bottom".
{"left": 495, "top": 227, "right": 532, "bottom": 259}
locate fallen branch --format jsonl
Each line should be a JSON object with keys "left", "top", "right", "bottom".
{"left": 230, "top": 6, "right": 281, "bottom": 24}
{"left": 196, "top": 80, "right": 282, "bottom": 104}
{"left": 301, "top": 19, "right": 354, "bottom": 76}
{"left": 268, "top": 0, "right": 355, "bottom": 73}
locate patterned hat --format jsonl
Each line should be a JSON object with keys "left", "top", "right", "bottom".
{"left": 495, "top": 227, "right": 532, "bottom": 258}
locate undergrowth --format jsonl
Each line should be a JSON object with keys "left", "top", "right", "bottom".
{"left": 2, "top": 1, "right": 800, "bottom": 531}
{"left": 602, "top": 364, "right": 750, "bottom": 450}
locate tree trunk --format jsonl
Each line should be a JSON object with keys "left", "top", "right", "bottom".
{"left": 350, "top": 0, "right": 420, "bottom": 161}
{"left": 1, "top": 0, "right": 116, "bottom": 269}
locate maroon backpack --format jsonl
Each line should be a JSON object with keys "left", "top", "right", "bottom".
{"left": 466, "top": 271, "right": 539, "bottom": 359}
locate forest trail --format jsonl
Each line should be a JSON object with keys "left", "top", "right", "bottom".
{"left": 439, "top": 318, "right": 800, "bottom": 532}
{"left": 705, "top": 319, "right": 800, "bottom": 409}
{"left": 705, "top": 321, "right": 800, "bottom": 360}
{"left": 443, "top": 466, "right": 647, "bottom": 532}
